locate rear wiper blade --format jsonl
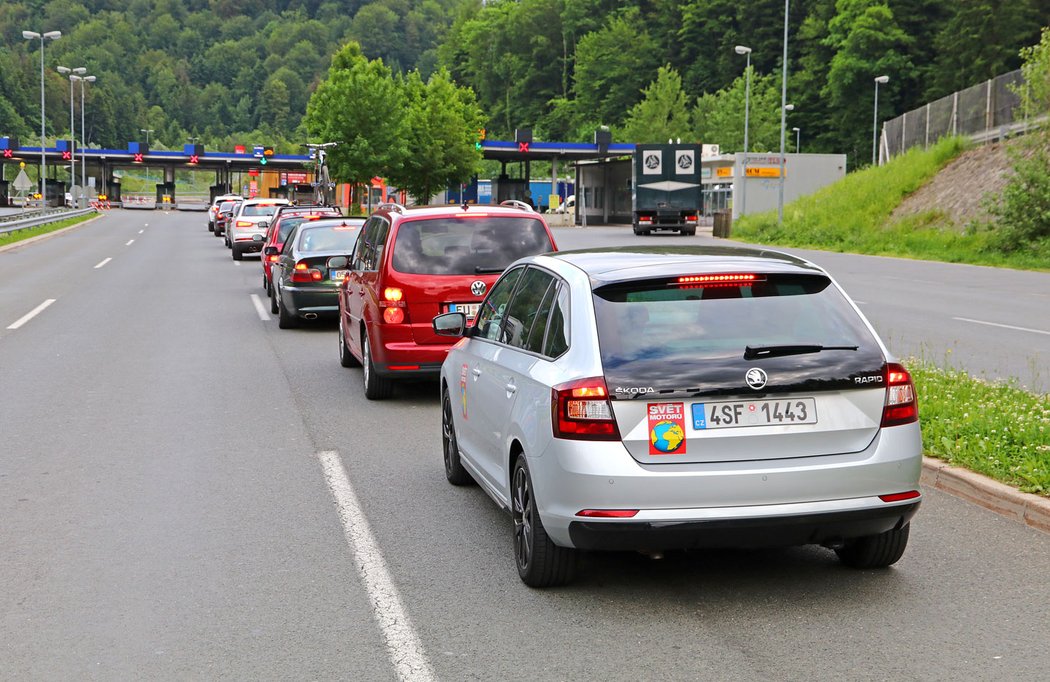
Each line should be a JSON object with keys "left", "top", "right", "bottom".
{"left": 474, "top": 265, "right": 504, "bottom": 274}
{"left": 743, "top": 344, "right": 859, "bottom": 361}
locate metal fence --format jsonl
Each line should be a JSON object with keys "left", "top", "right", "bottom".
{"left": 0, "top": 207, "right": 98, "bottom": 237}
{"left": 880, "top": 70, "right": 1037, "bottom": 161}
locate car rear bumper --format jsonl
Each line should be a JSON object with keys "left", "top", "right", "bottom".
{"left": 371, "top": 326, "right": 455, "bottom": 378}
{"left": 531, "top": 422, "right": 923, "bottom": 548}
{"left": 283, "top": 286, "right": 340, "bottom": 316}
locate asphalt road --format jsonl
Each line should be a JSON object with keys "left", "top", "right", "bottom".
{"left": 1, "top": 211, "right": 1048, "bottom": 680}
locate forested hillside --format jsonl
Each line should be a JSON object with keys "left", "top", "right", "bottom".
{"left": 1, "top": 0, "right": 1047, "bottom": 163}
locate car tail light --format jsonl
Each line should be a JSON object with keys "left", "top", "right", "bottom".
{"left": 552, "top": 377, "right": 621, "bottom": 441}
{"left": 267, "top": 254, "right": 279, "bottom": 263}
{"left": 684, "top": 214, "right": 698, "bottom": 223}
{"left": 576, "top": 509, "right": 639, "bottom": 518}
{"left": 379, "top": 287, "right": 407, "bottom": 324}
{"left": 235, "top": 220, "right": 253, "bottom": 228}
{"left": 638, "top": 215, "right": 652, "bottom": 223}
{"left": 291, "top": 261, "right": 323, "bottom": 282}
{"left": 879, "top": 490, "right": 921, "bottom": 503}
{"left": 881, "top": 362, "right": 918, "bottom": 427}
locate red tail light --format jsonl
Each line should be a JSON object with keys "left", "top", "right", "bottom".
{"left": 684, "top": 214, "right": 698, "bottom": 222}
{"left": 552, "top": 377, "right": 620, "bottom": 441}
{"left": 881, "top": 362, "right": 918, "bottom": 427}
{"left": 638, "top": 216, "right": 652, "bottom": 223}
{"left": 576, "top": 509, "right": 639, "bottom": 518}
{"left": 879, "top": 490, "right": 921, "bottom": 503}
{"left": 267, "top": 254, "right": 279, "bottom": 263}
{"left": 379, "top": 287, "right": 407, "bottom": 324}
{"left": 291, "top": 261, "right": 323, "bottom": 282}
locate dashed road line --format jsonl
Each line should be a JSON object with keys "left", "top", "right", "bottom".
{"left": 318, "top": 451, "right": 436, "bottom": 682}
{"left": 125, "top": 239, "right": 135, "bottom": 246}
{"left": 234, "top": 261, "right": 241, "bottom": 267}
{"left": 953, "top": 316, "right": 1049, "bottom": 336}
{"left": 7, "top": 299, "right": 56, "bottom": 330}
{"left": 249, "top": 294, "right": 270, "bottom": 321}
{"left": 94, "top": 257, "right": 112, "bottom": 269}
{"left": 138, "top": 229, "right": 144, "bottom": 234}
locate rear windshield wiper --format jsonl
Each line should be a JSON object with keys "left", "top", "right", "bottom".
{"left": 743, "top": 344, "right": 859, "bottom": 361}
{"left": 474, "top": 265, "right": 504, "bottom": 274}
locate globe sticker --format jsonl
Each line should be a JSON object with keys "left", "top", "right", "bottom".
{"left": 648, "top": 403, "right": 686, "bottom": 455}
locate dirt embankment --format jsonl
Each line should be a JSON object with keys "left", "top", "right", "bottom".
{"left": 891, "top": 141, "right": 1017, "bottom": 230}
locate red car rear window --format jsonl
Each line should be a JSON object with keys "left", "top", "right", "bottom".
{"left": 390, "top": 217, "right": 553, "bottom": 275}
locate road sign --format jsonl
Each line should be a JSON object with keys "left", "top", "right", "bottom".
{"left": 13, "top": 169, "right": 33, "bottom": 192}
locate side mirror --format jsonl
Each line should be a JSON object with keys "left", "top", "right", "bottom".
{"left": 327, "top": 256, "right": 349, "bottom": 269}
{"left": 433, "top": 312, "right": 467, "bottom": 338}
{"left": 263, "top": 246, "right": 279, "bottom": 256}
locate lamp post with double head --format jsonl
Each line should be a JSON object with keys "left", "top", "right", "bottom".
{"left": 141, "top": 128, "right": 154, "bottom": 185}
{"left": 777, "top": 0, "right": 790, "bottom": 225}
{"left": 22, "top": 29, "right": 62, "bottom": 204}
{"left": 77, "top": 75, "right": 96, "bottom": 202}
{"left": 734, "top": 45, "right": 752, "bottom": 218}
{"left": 778, "top": 103, "right": 794, "bottom": 224}
{"left": 873, "top": 75, "right": 889, "bottom": 166}
{"left": 58, "top": 66, "right": 86, "bottom": 206}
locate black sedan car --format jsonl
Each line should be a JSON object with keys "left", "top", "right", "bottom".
{"left": 268, "top": 218, "right": 363, "bottom": 329}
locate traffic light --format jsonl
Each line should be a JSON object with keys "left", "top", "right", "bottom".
{"left": 261, "top": 146, "right": 274, "bottom": 165}
{"left": 475, "top": 128, "right": 485, "bottom": 151}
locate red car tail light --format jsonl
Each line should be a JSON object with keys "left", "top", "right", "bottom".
{"left": 879, "top": 490, "right": 921, "bottom": 503}
{"left": 291, "top": 261, "right": 323, "bottom": 282}
{"left": 379, "top": 287, "right": 407, "bottom": 323}
{"left": 576, "top": 509, "right": 639, "bottom": 518}
{"left": 552, "top": 377, "right": 621, "bottom": 441}
{"left": 638, "top": 215, "right": 652, "bottom": 223}
{"left": 881, "top": 362, "right": 918, "bottom": 427}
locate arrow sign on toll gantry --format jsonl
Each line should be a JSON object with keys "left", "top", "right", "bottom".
{"left": 13, "top": 168, "right": 33, "bottom": 192}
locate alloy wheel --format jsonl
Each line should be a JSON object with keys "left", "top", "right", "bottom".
{"left": 512, "top": 464, "right": 533, "bottom": 570}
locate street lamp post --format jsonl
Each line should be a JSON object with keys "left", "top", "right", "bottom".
{"left": 777, "top": 0, "right": 789, "bottom": 225}
{"left": 58, "top": 66, "right": 86, "bottom": 207}
{"left": 792, "top": 127, "right": 801, "bottom": 153}
{"left": 22, "top": 29, "right": 62, "bottom": 205}
{"left": 77, "top": 75, "right": 96, "bottom": 202}
{"left": 873, "top": 75, "right": 889, "bottom": 166}
{"left": 734, "top": 45, "right": 752, "bottom": 218}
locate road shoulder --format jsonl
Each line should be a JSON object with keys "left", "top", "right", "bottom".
{"left": 922, "top": 456, "right": 1050, "bottom": 534}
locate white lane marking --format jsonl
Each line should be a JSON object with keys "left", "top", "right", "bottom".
{"left": 953, "top": 317, "right": 1050, "bottom": 336}
{"left": 138, "top": 229, "right": 144, "bottom": 234}
{"left": 234, "top": 261, "right": 241, "bottom": 267}
{"left": 249, "top": 294, "right": 270, "bottom": 321}
{"left": 319, "top": 451, "right": 436, "bottom": 682}
{"left": 853, "top": 300, "right": 867, "bottom": 305}
{"left": 94, "top": 257, "right": 112, "bottom": 269}
{"left": 7, "top": 299, "right": 56, "bottom": 330}
{"left": 125, "top": 239, "right": 135, "bottom": 246}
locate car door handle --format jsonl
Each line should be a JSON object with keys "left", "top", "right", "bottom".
{"left": 505, "top": 382, "right": 517, "bottom": 394}
{"left": 471, "top": 368, "right": 482, "bottom": 378}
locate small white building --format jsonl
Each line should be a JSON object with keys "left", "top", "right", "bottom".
{"left": 703, "top": 152, "right": 848, "bottom": 219}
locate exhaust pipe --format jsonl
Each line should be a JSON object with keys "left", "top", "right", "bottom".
{"left": 303, "top": 313, "right": 318, "bottom": 320}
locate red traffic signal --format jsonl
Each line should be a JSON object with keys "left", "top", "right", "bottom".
{"left": 61, "top": 150, "right": 71, "bottom": 161}
{"left": 133, "top": 153, "right": 144, "bottom": 163}
{"left": 518, "top": 142, "right": 529, "bottom": 153}
{"left": 189, "top": 154, "right": 199, "bottom": 165}
{"left": 2, "top": 149, "right": 12, "bottom": 158}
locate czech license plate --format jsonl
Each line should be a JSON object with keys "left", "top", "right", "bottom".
{"left": 448, "top": 302, "right": 480, "bottom": 318}
{"left": 691, "top": 398, "right": 817, "bottom": 430}
{"left": 330, "top": 270, "right": 348, "bottom": 281}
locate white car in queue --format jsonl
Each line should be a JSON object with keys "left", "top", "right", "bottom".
{"left": 433, "top": 246, "right": 922, "bottom": 587}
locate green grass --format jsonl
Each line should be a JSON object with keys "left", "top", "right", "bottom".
{"left": 0, "top": 212, "right": 97, "bottom": 248}
{"left": 733, "top": 137, "right": 1050, "bottom": 271}
{"left": 910, "top": 359, "right": 1050, "bottom": 496}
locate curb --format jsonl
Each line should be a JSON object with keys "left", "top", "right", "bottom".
{"left": 921, "top": 456, "right": 1050, "bottom": 534}
{"left": 0, "top": 211, "right": 104, "bottom": 254}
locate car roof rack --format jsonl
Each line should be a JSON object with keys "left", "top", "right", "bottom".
{"left": 376, "top": 202, "right": 405, "bottom": 214}
{"left": 499, "top": 199, "right": 535, "bottom": 212}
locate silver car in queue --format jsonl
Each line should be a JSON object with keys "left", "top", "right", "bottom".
{"left": 433, "top": 246, "right": 923, "bottom": 587}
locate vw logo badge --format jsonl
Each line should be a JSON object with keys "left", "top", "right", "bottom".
{"left": 470, "top": 280, "right": 487, "bottom": 297}
{"left": 745, "top": 368, "right": 768, "bottom": 390}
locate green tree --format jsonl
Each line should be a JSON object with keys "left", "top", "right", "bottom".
{"left": 304, "top": 42, "right": 408, "bottom": 188}
{"left": 693, "top": 68, "right": 782, "bottom": 152}
{"left": 388, "top": 68, "right": 483, "bottom": 203}
{"left": 619, "top": 65, "right": 693, "bottom": 143}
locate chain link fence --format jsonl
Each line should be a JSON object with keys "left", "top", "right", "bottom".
{"left": 880, "top": 70, "right": 1038, "bottom": 162}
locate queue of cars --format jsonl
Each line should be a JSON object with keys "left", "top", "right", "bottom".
{"left": 211, "top": 197, "right": 923, "bottom": 588}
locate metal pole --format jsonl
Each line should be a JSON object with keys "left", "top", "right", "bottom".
{"left": 39, "top": 38, "right": 46, "bottom": 202}
{"left": 872, "top": 81, "right": 879, "bottom": 166}
{"left": 777, "top": 0, "right": 789, "bottom": 226}
{"left": 80, "top": 79, "right": 86, "bottom": 199}
{"left": 67, "top": 75, "right": 75, "bottom": 204}
{"left": 742, "top": 51, "right": 750, "bottom": 217}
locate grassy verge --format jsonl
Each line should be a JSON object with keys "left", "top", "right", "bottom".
{"left": 909, "top": 359, "right": 1050, "bottom": 496}
{"left": 0, "top": 212, "right": 98, "bottom": 248}
{"left": 733, "top": 137, "right": 1050, "bottom": 271}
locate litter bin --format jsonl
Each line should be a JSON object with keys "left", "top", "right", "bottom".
{"left": 713, "top": 210, "right": 732, "bottom": 238}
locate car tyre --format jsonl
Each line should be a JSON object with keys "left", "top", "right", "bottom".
{"left": 362, "top": 329, "right": 393, "bottom": 400}
{"left": 232, "top": 247, "right": 243, "bottom": 261}
{"left": 269, "top": 288, "right": 279, "bottom": 314}
{"left": 835, "top": 523, "right": 910, "bottom": 569}
{"left": 276, "top": 285, "right": 298, "bottom": 329}
{"left": 441, "top": 388, "right": 473, "bottom": 485}
{"left": 512, "top": 453, "right": 578, "bottom": 587}
{"left": 338, "top": 317, "right": 359, "bottom": 368}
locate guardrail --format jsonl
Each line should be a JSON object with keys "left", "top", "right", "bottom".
{"left": 0, "top": 207, "right": 99, "bottom": 237}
